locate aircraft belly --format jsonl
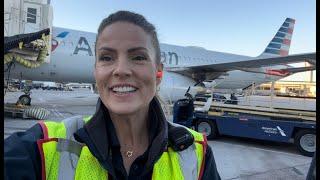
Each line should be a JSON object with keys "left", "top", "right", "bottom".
{"left": 214, "top": 70, "right": 267, "bottom": 89}
{"left": 159, "top": 71, "right": 195, "bottom": 102}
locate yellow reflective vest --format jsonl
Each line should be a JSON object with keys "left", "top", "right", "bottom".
{"left": 36, "top": 115, "right": 207, "bottom": 180}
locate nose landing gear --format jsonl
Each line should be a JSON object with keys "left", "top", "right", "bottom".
{"left": 16, "top": 87, "right": 32, "bottom": 106}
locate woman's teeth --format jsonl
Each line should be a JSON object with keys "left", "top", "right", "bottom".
{"left": 112, "top": 86, "right": 137, "bottom": 93}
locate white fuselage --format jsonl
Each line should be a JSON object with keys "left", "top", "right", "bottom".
{"left": 7, "top": 27, "right": 283, "bottom": 102}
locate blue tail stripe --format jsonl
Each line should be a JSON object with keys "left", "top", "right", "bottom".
{"left": 285, "top": 18, "right": 295, "bottom": 23}
{"left": 279, "top": 27, "right": 288, "bottom": 33}
{"left": 275, "top": 32, "right": 286, "bottom": 38}
{"left": 265, "top": 48, "right": 280, "bottom": 54}
{"left": 271, "top": 38, "right": 284, "bottom": 43}
{"left": 268, "top": 43, "right": 281, "bottom": 49}
{"left": 282, "top": 22, "right": 290, "bottom": 27}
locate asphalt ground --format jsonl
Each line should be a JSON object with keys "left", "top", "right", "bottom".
{"left": 4, "top": 89, "right": 313, "bottom": 180}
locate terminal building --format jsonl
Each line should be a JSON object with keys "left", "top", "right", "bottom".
{"left": 256, "top": 81, "right": 316, "bottom": 98}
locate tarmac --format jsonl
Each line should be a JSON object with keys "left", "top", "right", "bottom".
{"left": 4, "top": 89, "right": 313, "bottom": 180}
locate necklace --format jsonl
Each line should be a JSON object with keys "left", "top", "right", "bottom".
{"left": 125, "top": 150, "right": 133, "bottom": 158}
{"left": 121, "top": 146, "right": 134, "bottom": 158}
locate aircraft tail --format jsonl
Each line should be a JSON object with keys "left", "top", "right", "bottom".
{"left": 258, "top": 18, "right": 295, "bottom": 57}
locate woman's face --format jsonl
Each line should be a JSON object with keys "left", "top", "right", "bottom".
{"left": 94, "top": 22, "right": 162, "bottom": 115}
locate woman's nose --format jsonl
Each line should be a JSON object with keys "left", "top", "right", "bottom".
{"left": 112, "top": 56, "right": 132, "bottom": 77}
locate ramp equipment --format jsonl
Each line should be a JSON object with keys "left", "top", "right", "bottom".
{"left": 4, "top": 103, "right": 50, "bottom": 120}
{"left": 4, "top": 28, "right": 50, "bottom": 53}
{"left": 173, "top": 92, "right": 316, "bottom": 157}
{"left": 4, "top": 28, "right": 50, "bottom": 68}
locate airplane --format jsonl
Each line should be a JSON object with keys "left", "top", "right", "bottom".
{"left": 5, "top": 17, "right": 316, "bottom": 103}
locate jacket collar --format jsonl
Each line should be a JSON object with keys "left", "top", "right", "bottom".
{"left": 82, "top": 98, "right": 110, "bottom": 160}
{"left": 74, "top": 97, "right": 168, "bottom": 173}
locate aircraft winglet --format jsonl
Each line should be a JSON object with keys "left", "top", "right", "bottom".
{"left": 259, "top": 18, "right": 295, "bottom": 57}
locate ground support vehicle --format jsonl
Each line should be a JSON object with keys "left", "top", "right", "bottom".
{"left": 173, "top": 98, "right": 316, "bottom": 157}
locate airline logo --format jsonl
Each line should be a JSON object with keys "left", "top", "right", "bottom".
{"left": 262, "top": 18, "right": 295, "bottom": 56}
{"left": 51, "top": 31, "right": 69, "bottom": 52}
{"left": 276, "top": 126, "right": 286, "bottom": 136}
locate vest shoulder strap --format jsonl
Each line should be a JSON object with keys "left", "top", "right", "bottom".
{"left": 41, "top": 115, "right": 85, "bottom": 139}
{"left": 57, "top": 138, "right": 84, "bottom": 157}
{"left": 40, "top": 115, "right": 87, "bottom": 180}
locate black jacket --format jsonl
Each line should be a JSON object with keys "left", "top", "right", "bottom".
{"left": 5, "top": 98, "right": 221, "bottom": 180}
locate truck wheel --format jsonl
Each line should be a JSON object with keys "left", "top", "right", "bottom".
{"left": 294, "top": 129, "right": 316, "bottom": 157}
{"left": 195, "top": 119, "right": 218, "bottom": 139}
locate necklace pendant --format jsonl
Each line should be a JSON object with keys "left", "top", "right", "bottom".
{"left": 126, "top": 151, "right": 133, "bottom": 157}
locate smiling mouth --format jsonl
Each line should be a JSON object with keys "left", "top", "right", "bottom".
{"left": 110, "top": 85, "right": 138, "bottom": 95}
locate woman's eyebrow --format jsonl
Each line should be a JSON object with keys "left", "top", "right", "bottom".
{"left": 128, "top": 47, "right": 148, "bottom": 53}
{"left": 98, "top": 47, "right": 148, "bottom": 53}
{"left": 98, "top": 47, "right": 116, "bottom": 52}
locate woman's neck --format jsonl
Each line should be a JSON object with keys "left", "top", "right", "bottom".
{"left": 109, "top": 107, "right": 150, "bottom": 148}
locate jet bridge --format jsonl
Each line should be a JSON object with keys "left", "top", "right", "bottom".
{"left": 4, "top": 0, "right": 53, "bottom": 106}
{"left": 4, "top": 0, "right": 53, "bottom": 66}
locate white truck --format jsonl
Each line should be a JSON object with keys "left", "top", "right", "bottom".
{"left": 42, "top": 81, "right": 58, "bottom": 90}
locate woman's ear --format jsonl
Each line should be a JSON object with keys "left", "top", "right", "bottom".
{"left": 156, "top": 63, "right": 164, "bottom": 86}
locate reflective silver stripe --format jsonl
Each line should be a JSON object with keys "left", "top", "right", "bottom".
{"left": 56, "top": 115, "right": 85, "bottom": 180}
{"left": 57, "top": 138, "right": 83, "bottom": 156}
{"left": 178, "top": 144, "right": 198, "bottom": 180}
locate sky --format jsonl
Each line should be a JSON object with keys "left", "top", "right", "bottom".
{"left": 51, "top": 0, "right": 316, "bottom": 82}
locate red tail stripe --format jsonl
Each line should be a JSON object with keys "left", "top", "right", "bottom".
{"left": 283, "top": 39, "right": 291, "bottom": 45}
{"left": 280, "top": 50, "right": 288, "bottom": 56}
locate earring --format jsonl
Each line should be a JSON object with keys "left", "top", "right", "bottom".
{"left": 156, "top": 71, "right": 163, "bottom": 78}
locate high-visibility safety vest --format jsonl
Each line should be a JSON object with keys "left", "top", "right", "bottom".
{"left": 36, "top": 115, "right": 208, "bottom": 180}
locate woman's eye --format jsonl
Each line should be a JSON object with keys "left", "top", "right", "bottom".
{"left": 99, "top": 56, "right": 113, "bottom": 61}
{"left": 132, "top": 55, "right": 147, "bottom": 61}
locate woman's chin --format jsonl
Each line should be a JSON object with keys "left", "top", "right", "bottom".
{"left": 108, "top": 104, "right": 140, "bottom": 115}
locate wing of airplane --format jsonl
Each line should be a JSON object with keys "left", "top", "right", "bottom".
{"left": 167, "top": 18, "right": 315, "bottom": 82}
{"left": 166, "top": 52, "right": 316, "bottom": 81}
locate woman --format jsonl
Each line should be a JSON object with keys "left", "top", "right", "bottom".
{"left": 5, "top": 10, "right": 221, "bottom": 180}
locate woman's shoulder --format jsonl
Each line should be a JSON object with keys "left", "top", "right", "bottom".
{"left": 4, "top": 123, "right": 43, "bottom": 179}
{"left": 5, "top": 123, "right": 44, "bottom": 155}
{"left": 5, "top": 123, "right": 43, "bottom": 146}
{"left": 168, "top": 121, "right": 205, "bottom": 141}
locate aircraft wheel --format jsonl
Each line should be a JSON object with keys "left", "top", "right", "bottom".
{"left": 17, "top": 95, "right": 31, "bottom": 106}
{"left": 195, "top": 119, "right": 218, "bottom": 139}
{"left": 294, "top": 129, "right": 316, "bottom": 157}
